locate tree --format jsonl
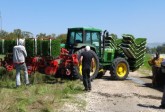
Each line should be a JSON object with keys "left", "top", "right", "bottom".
{"left": 56, "top": 34, "right": 67, "bottom": 43}
{"left": 36, "top": 33, "right": 47, "bottom": 39}
{"left": 13, "top": 29, "right": 22, "bottom": 38}
{"left": 7, "top": 32, "right": 17, "bottom": 39}
{"left": 150, "top": 47, "right": 157, "bottom": 54}
{"left": 0, "top": 30, "right": 8, "bottom": 38}
{"left": 22, "top": 31, "right": 33, "bottom": 38}
{"left": 146, "top": 47, "right": 150, "bottom": 53}
{"left": 110, "top": 33, "right": 118, "bottom": 39}
{"left": 51, "top": 33, "right": 56, "bottom": 38}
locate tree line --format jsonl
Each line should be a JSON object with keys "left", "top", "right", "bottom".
{"left": 146, "top": 44, "right": 165, "bottom": 54}
{"left": 0, "top": 29, "right": 67, "bottom": 43}
{"left": 3, "top": 29, "right": 161, "bottom": 54}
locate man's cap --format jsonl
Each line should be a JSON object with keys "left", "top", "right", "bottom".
{"left": 85, "top": 46, "right": 90, "bottom": 51}
{"left": 18, "top": 39, "right": 25, "bottom": 45}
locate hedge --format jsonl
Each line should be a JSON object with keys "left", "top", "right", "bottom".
{"left": 0, "top": 40, "right": 2, "bottom": 54}
{"left": 4, "top": 39, "right": 17, "bottom": 54}
{"left": 40, "top": 39, "right": 61, "bottom": 57}
{"left": 37, "top": 39, "right": 42, "bottom": 56}
{"left": 0, "top": 38, "right": 62, "bottom": 57}
{"left": 51, "top": 39, "right": 60, "bottom": 57}
{"left": 42, "top": 40, "right": 50, "bottom": 56}
{"left": 25, "top": 39, "right": 35, "bottom": 57}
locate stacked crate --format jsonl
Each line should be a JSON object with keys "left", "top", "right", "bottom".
{"left": 120, "top": 34, "right": 147, "bottom": 71}
{"left": 104, "top": 34, "right": 123, "bottom": 57}
{"left": 104, "top": 34, "right": 123, "bottom": 51}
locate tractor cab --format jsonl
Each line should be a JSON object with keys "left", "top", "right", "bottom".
{"left": 65, "top": 27, "right": 117, "bottom": 63}
{"left": 65, "top": 27, "right": 102, "bottom": 55}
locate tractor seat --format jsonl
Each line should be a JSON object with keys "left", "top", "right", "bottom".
{"left": 75, "top": 40, "right": 82, "bottom": 43}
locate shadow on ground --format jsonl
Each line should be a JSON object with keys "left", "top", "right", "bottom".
{"left": 139, "top": 83, "right": 164, "bottom": 92}
{"left": 98, "top": 75, "right": 118, "bottom": 81}
{"left": 137, "top": 104, "right": 162, "bottom": 110}
{"left": 140, "top": 76, "right": 152, "bottom": 79}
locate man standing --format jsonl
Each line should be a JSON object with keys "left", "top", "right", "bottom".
{"left": 160, "top": 87, "right": 165, "bottom": 109}
{"left": 13, "top": 39, "right": 30, "bottom": 87}
{"left": 148, "top": 52, "right": 164, "bottom": 87}
{"left": 80, "top": 46, "right": 94, "bottom": 91}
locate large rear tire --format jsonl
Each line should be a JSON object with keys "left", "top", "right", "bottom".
{"left": 110, "top": 57, "right": 129, "bottom": 80}
{"left": 74, "top": 49, "right": 99, "bottom": 80}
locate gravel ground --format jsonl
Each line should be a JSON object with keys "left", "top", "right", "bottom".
{"left": 60, "top": 71, "right": 165, "bottom": 112}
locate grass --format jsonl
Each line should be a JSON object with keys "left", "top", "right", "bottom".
{"left": 141, "top": 53, "right": 152, "bottom": 70}
{"left": 0, "top": 68, "right": 84, "bottom": 112}
{"left": 138, "top": 53, "right": 152, "bottom": 76}
{"left": 0, "top": 53, "right": 153, "bottom": 111}
{"left": 0, "top": 55, "right": 5, "bottom": 59}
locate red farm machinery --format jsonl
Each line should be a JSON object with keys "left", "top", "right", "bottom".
{"left": 0, "top": 38, "right": 79, "bottom": 79}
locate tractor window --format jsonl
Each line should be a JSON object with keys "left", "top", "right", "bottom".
{"left": 75, "top": 32, "right": 82, "bottom": 43}
{"left": 85, "top": 32, "right": 91, "bottom": 44}
{"left": 70, "top": 32, "right": 75, "bottom": 44}
{"left": 92, "top": 32, "right": 99, "bottom": 47}
{"left": 69, "top": 31, "right": 82, "bottom": 44}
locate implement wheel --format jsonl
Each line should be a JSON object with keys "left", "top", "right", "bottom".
{"left": 110, "top": 57, "right": 129, "bottom": 80}
{"left": 74, "top": 49, "right": 99, "bottom": 80}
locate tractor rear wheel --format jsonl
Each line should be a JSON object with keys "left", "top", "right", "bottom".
{"left": 74, "top": 49, "right": 99, "bottom": 80}
{"left": 110, "top": 57, "right": 129, "bottom": 80}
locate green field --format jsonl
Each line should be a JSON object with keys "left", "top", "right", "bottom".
{"left": 141, "top": 53, "right": 152, "bottom": 70}
{"left": 0, "top": 70, "right": 84, "bottom": 112}
{"left": 0, "top": 53, "right": 152, "bottom": 111}
{"left": 0, "top": 55, "right": 5, "bottom": 60}
{"left": 138, "top": 53, "right": 152, "bottom": 76}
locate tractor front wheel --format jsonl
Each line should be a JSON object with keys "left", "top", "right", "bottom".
{"left": 110, "top": 58, "right": 129, "bottom": 80}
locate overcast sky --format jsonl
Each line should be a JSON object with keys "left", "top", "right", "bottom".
{"left": 0, "top": 0, "right": 165, "bottom": 43}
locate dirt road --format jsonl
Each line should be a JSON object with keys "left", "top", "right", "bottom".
{"left": 60, "top": 71, "right": 165, "bottom": 112}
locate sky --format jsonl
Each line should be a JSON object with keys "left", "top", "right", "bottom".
{"left": 0, "top": 0, "right": 165, "bottom": 43}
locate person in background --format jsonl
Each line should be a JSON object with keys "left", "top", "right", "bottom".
{"left": 160, "top": 86, "right": 165, "bottom": 109}
{"left": 148, "top": 52, "right": 164, "bottom": 87}
{"left": 13, "top": 39, "right": 30, "bottom": 87}
{"left": 80, "top": 46, "right": 94, "bottom": 92}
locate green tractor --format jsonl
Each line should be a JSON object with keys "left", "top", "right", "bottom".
{"left": 65, "top": 27, "right": 146, "bottom": 80}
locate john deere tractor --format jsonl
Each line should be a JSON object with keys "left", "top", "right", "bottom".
{"left": 65, "top": 27, "right": 147, "bottom": 80}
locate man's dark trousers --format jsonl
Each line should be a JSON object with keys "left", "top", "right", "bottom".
{"left": 161, "top": 86, "right": 165, "bottom": 106}
{"left": 82, "top": 68, "right": 91, "bottom": 90}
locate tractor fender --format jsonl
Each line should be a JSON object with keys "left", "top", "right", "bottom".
{"left": 74, "top": 45, "right": 96, "bottom": 53}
